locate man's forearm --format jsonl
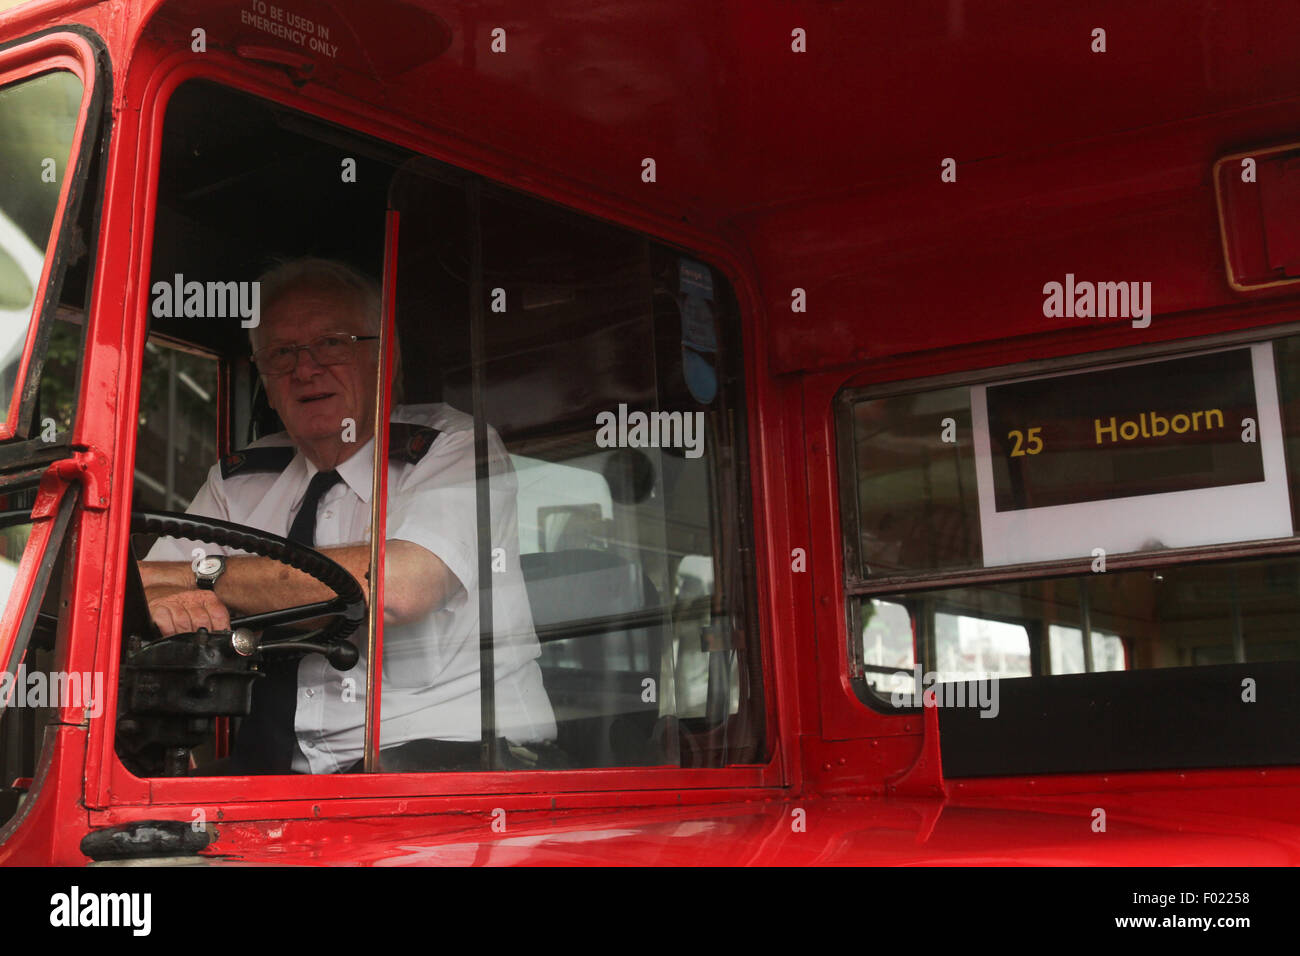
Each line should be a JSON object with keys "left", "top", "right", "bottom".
{"left": 140, "top": 541, "right": 456, "bottom": 627}
{"left": 142, "top": 547, "right": 368, "bottom": 614}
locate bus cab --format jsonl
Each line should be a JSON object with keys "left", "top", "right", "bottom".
{"left": 0, "top": 0, "right": 1296, "bottom": 868}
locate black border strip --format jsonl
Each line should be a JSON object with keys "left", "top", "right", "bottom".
{"left": 938, "top": 662, "right": 1300, "bottom": 777}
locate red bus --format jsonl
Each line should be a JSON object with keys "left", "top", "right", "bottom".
{"left": 0, "top": 0, "right": 1293, "bottom": 888}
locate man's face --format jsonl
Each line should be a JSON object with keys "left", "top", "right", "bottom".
{"left": 256, "top": 286, "right": 378, "bottom": 446}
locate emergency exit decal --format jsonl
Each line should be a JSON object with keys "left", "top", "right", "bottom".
{"left": 970, "top": 342, "right": 1292, "bottom": 566}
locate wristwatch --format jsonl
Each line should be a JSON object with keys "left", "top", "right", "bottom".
{"left": 195, "top": 554, "right": 227, "bottom": 591}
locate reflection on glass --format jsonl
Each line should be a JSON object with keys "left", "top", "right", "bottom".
{"left": 852, "top": 387, "right": 981, "bottom": 577}
{"left": 0, "top": 492, "right": 73, "bottom": 827}
{"left": 0, "top": 71, "right": 84, "bottom": 422}
{"left": 861, "top": 598, "right": 913, "bottom": 695}
{"left": 133, "top": 341, "right": 220, "bottom": 511}
{"left": 384, "top": 183, "right": 764, "bottom": 769}
{"left": 860, "top": 555, "right": 1300, "bottom": 702}
{"left": 372, "top": 404, "right": 557, "bottom": 772}
{"left": 935, "top": 611, "right": 1031, "bottom": 680}
{"left": 0, "top": 515, "right": 33, "bottom": 619}
{"left": 1048, "top": 625, "right": 1125, "bottom": 674}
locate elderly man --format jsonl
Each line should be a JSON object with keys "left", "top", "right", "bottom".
{"left": 139, "top": 257, "right": 556, "bottom": 774}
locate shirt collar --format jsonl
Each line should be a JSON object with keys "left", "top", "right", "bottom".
{"left": 291, "top": 404, "right": 426, "bottom": 504}
{"left": 301, "top": 436, "right": 376, "bottom": 505}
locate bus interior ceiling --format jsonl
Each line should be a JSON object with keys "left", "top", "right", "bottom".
{"left": 147, "top": 80, "right": 394, "bottom": 361}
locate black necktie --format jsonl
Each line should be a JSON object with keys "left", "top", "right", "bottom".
{"left": 234, "top": 469, "right": 344, "bottom": 772}
{"left": 287, "top": 470, "right": 343, "bottom": 547}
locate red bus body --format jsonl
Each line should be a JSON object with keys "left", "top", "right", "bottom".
{"left": 0, "top": 0, "right": 1297, "bottom": 865}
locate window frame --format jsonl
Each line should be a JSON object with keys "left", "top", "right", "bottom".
{"left": 96, "top": 60, "right": 779, "bottom": 817}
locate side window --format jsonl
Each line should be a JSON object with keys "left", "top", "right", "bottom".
{"left": 0, "top": 483, "right": 81, "bottom": 829}
{"left": 840, "top": 336, "right": 1300, "bottom": 773}
{"left": 0, "top": 35, "right": 103, "bottom": 821}
{"left": 0, "top": 70, "right": 81, "bottom": 422}
{"left": 0, "top": 36, "right": 103, "bottom": 443}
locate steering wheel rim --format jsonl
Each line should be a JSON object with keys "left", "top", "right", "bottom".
{"left": 131, "top": 509, "right": 367, "bottom": 644}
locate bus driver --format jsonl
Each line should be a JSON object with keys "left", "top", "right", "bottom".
{"left": 137, "top": 258, "right": 557, "bottom": 774}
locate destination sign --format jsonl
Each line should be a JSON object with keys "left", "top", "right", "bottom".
{"left": 984, "top": 349, "right": 1264, "bottom": 512}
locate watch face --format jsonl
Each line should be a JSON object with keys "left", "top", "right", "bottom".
{"left": 197, "top": 556, "right": 223, "bottom": 576}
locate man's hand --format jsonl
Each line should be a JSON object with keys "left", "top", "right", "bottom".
{"left": 146, "top": 585, "right": 231, "bottom": 638}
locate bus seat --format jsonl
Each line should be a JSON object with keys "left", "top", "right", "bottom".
{"left": 520, "top": 549, "right": 667, "bottom": 767}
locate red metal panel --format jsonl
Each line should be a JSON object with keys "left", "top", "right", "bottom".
{"left": 189, "top": 772, "right": 1300, "bottom": 865}
{"left": 0, "top": 726, "right": 90, "bottom": 865}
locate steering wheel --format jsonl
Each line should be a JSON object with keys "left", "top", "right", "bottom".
{"left": 131, "top": 509, "right": 367, "bottom": 668}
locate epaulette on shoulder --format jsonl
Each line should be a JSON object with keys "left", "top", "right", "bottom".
{"left": 389, "top": 422, "right": 441, "bottom": 465}
{"left": 220, "top": 445, "right": 296, "bottom": 479}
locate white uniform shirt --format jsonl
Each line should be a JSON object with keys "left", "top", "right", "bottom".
{"left": 145, "top": 402, "right": 557, "bottom": 773}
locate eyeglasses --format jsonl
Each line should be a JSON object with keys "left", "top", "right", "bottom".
{"left": 252, "top": 332, "right": 379, "bottom": 375}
